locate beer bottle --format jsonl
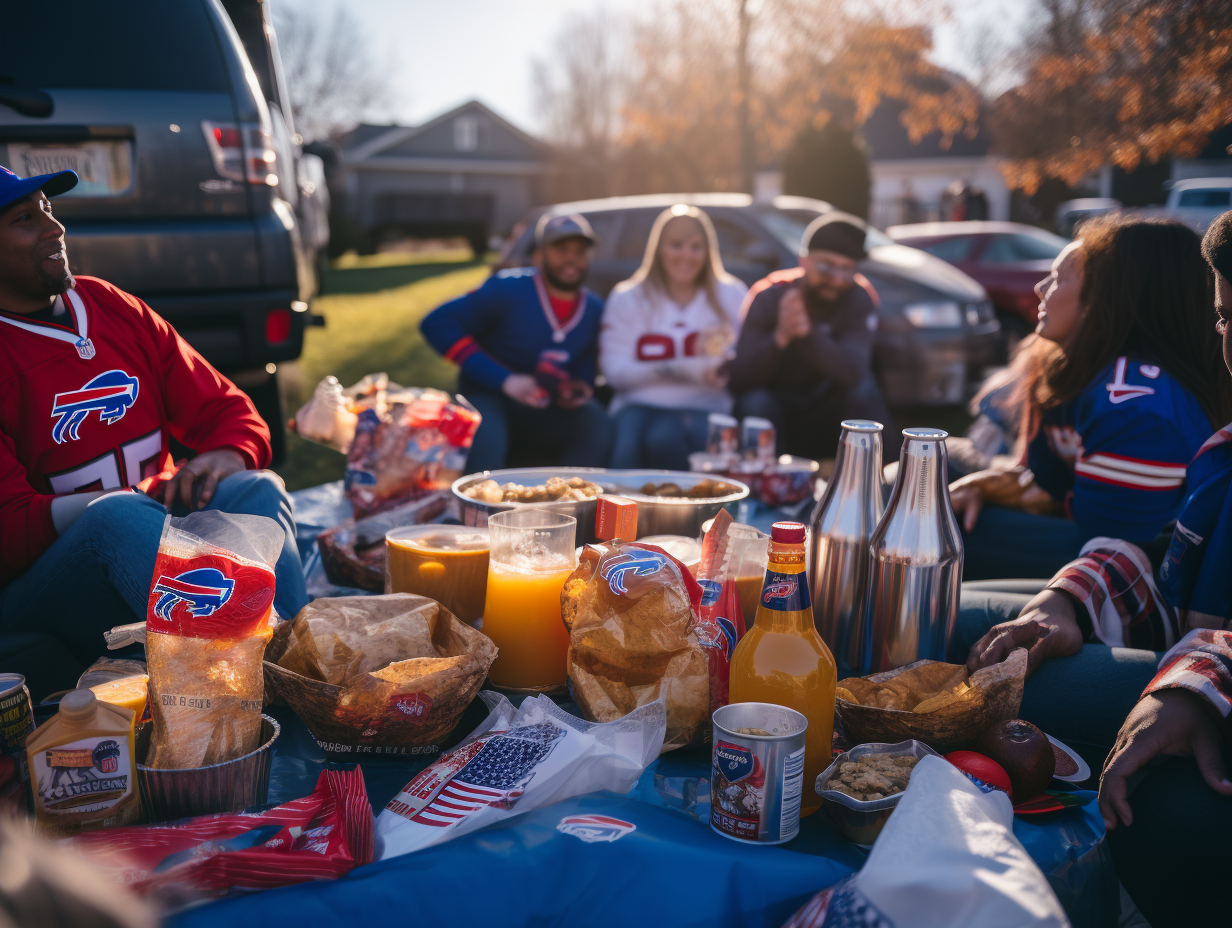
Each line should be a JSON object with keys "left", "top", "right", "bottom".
{"left": 729, "top": 521, "right": 836, "bottom": 817}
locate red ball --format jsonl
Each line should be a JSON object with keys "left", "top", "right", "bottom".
{"left": 946, "top": 750, "right": 1014, "bottom": 801}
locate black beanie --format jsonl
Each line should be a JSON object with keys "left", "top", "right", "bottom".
{"left": 1202, "top": 209, "right": 1232, "bottom": 283}
{"left": 801, "top": 211, "right": 868, "bottom": 260}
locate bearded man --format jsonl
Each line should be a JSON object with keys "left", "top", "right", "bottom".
{"left": 728, "top": 212, "right": 895, "bottom": 461}
{"left": 420, "top": 213, "right": 611, "bottom": 470}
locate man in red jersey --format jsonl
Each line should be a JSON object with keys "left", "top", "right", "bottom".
{"left": 0, "top": 166, "right": 307, "bottom": 697}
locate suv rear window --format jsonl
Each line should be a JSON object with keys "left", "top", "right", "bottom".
{"left": 0, "top": 0, "right": 230, "bottom": 92}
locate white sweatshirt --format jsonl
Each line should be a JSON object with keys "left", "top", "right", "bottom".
{"left": 600, "top": 277, "right": 748, "bottom": 413}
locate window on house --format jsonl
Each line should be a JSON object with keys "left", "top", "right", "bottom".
{"left": 454, "top": 116, "right": 479, "bottom": 151}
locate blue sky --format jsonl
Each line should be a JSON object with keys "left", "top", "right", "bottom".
{"left": 277, "top": 0, "right": 1031, "bottom": 132}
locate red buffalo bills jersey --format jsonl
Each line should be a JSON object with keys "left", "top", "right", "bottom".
{"left": 0, "top": 276, "right": 271, "bottom": 586}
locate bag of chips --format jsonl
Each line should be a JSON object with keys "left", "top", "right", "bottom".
{"left": 144, "top": 512, "right": 281, "bottom": 770}
{"left": 561, "top": 541, "right": 707, "bottom": 752}
{"left": 344, "top": 386, "right": 480, "bottom": 519}
{"left": 69, "top": 768, "right": 373, "bottom": 906}
{"left": 691, "top": 510, "right": 747, "bottom": 720}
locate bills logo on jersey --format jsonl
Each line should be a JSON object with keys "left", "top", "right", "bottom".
{"left": 556, "top": 814, "right": 637, "bottom": 844}
{"left": 600, "top": 549, "right": 669, "bottom": 596}
{"left": 1105, "top": 356, "right": 1155, "bottom": 404}
{"left": 50, "top": 369, "right": 139, "bottom": 444}
{"left": 151, "top": 568, "right": 235, "bottom": 620}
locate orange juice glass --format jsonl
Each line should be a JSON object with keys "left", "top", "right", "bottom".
{"left": 482, "top": 509, "right": 577, "bottom": 691}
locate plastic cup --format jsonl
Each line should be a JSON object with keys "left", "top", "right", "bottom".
{"left": 385, "top": 525, "right": 490, "bottom": 623}
{"left": 728, "top": 523, "right": 770, "bottom": 625}
{"left": 482, "top": 509, "right": 577, "bottom": 692}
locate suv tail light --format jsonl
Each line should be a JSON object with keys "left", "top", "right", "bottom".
{"left": 265, "top": 308, "right": 292, "bottom": 344}
{"left": 202, "top": 120, "right": 278, "bottom": 186}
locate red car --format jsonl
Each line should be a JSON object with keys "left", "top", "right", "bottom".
{"left": 887, "top": 221, "right": 1069, "bottom": 356}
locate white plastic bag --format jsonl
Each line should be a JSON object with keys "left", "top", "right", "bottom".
{"left": 376, "top": 693, "right": 665, "bottom": 859}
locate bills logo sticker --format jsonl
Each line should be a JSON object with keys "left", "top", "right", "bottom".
{"left": 763, "top": 577, "right": 798, "bottom": 603}
{"left": 92, "top": 740, "right": 121, "bottom": 774}
{"left": 556, "top": 814, "right": 637, "bottom": 844}
{"left": 50, "top": 369, "right": 139, "bottom": 444}
{"left": 600, "top": 549, "right": 669, "bottom": 596}
{"left": 151, "top": 568, "right": 235, "bottom": 620}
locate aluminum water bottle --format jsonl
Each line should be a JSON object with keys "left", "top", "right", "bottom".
{"left": 863, "top": 428, "right": 963, "bottom": 674}
{"left": 809, "top": 420, "right": 884, "bottom": 677}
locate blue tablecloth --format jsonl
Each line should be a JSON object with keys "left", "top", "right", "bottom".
{"left": 168, "top": 703, "right": 1118, "bottom": 928}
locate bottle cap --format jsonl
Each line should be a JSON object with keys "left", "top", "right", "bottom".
{"left": 58, "top": 688, "right": 97, "bottom": 723}
{"left": 770, "top": 521, "right": 806, "bottom": 544}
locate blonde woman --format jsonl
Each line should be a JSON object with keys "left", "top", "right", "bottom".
{"left": 600, "top": 205, "right": 748, "bottom": 469}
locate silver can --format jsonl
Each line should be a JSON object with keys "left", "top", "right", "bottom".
{"left": 0, "top": 673, "right": 34, "bottom": 811}
{"left": 710, "top": 702, "right": 808, "bottom": 845}
{"left": 863, "top": 428, "right": 964, "bottom": 674}
{"left": 809, "top": 420, "right": 884, "bottom": 676}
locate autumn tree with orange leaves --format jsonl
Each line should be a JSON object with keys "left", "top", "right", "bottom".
{"left": 993, "top": 0, "right": 1232, "bottom": 194}
{"left": 534, "top": 0, "right": 980, "bottom": 199}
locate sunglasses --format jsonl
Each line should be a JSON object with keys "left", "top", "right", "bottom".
{"left": 804, "top": 255, "right": 856, "bottom": 281}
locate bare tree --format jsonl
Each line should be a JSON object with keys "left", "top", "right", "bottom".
{"left": 274, "top": 3, "right": 395, "bottom": 141}
{"left": 531, "top": 11, "right": 629, "bottom": 199}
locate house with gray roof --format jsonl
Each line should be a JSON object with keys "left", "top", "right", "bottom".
{"left": 337, "top": 100, "right": 554, "bottom": 253}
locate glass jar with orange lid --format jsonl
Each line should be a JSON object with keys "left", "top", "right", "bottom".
{"left": 729, "top": 521, "right": 836, "bottom": 818}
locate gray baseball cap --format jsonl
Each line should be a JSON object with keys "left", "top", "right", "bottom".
{"left": 536, "top": 213, "right": 597, "bottom": 247}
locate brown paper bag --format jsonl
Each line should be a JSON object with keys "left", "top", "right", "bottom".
{"left": 264, "top": 594, "right": 497, "bottom": 757}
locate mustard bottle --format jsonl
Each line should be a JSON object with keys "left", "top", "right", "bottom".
{"left": 26, "top": 688, "right": 141, "bottom": 836}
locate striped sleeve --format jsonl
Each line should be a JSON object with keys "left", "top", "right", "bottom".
{"left": 1144, "top": 629, "right": 1232, "bottom": 717}
{"left": 1047, "top": 537, "right": 1178, "bottom": 650}
{"left": 1074, "top": 452, "right": 1188, "bottom": 491}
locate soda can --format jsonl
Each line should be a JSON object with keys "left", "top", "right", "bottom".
{"left": 740, "top": 416, "right": 777, "bottom": 462}
{"left": 706, "top": 413, "right": 739, "bottom": 456}
{"left": 710, "top": 702, "right": 808, "bottom": 845}
{"left": 0, "top": 673, "right": 35, "bottom": 810}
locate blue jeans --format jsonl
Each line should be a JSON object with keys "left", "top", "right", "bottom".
{"left": 463, "top": 388, "right": 612, "bottom": 473}
{"left": 960, "top": 504, "right": 1086, "bottom": 581}
{"left": 954, "top": 584, "right": 1161, "bottom": 779}
{"left": 0, "top": 470, "right": 307, "bottom": 699}
{"left": 609, "top": 404, "right": 711, "bottom": 470}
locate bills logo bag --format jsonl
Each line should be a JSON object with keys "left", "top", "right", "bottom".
{"left": 556, "top": 814, "right": 636, "bottom": 843}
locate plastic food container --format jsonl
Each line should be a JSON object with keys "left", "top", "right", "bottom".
{"left": 815, "top": 739, "right": 941, "bottom": 848}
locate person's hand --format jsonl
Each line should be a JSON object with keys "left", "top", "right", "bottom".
{"left": 701, "top": 362, "right": 729, "bottom": 389}
{"left": 774, "top": 287, "right": 811, "bottom": 349}
{"left": 1099, "top": 689, "right": 1232, "bottom": 830}
{"left": 156, "top": 448, "right": 247, "bottom": 511}
{"left": 502, "top": 373, "right": 550, "bottom": 408}
{"left": 556, "top": 380, "right": 593, "bottom": 410}
{"left": 949, "top": 482, "right": 985, "bottom": 532}
{"left": 966, "top": 589, "right": 1084, "bottom": 676}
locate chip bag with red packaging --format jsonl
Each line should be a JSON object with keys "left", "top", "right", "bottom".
{"left": 68, "top": 768, "right": 374, "bottom": 905}
{"left": 692, "top": 510, "right": 748, "bottom": 720}
{"left": 145, "top": 511, "right": 281, "bottom": 770}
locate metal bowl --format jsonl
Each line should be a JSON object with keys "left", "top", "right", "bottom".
{"left": 815, "top": 739, "right": 941, "bottom": 848}
{"left": 452, "top": 467, "right": 749, "bottom": 545}
{"left": 602, "top": 469, "right": 749, "bottom": 539}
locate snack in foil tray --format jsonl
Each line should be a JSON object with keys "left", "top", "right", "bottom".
{"left": 376, "top": 693, "right": 664, "bottom": 858}
{"left": 561, "top": 540, "right": 707, "bottom": 752}
{"left": 263, "top": 594, "right": 497, "bottom": 757}
{"left": 344, "top": 386, "right": 480, "bottom": 519}
{"left": 69, "top": 768, "right": 373, "bottom": 905}
{"left": 144, "top": 512, "right": 281, "bottom": 770}
{"left": 316, "top": 491, "right": 452, "bottom": 592}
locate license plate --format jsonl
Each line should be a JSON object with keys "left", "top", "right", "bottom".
{"left": 6, "top": 141, "right": 133, "bottom": 196}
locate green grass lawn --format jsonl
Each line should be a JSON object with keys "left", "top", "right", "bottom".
{"left": 276, "top": 252, "right": 490, "bottom": 491}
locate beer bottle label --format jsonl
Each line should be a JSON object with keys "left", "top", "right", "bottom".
{"left": 32, "top": 735, "right": 133, "bottom": 816}
{"left": 759, "top": 570, "right": 811, "bottom": 612}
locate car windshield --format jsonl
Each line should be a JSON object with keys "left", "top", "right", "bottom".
{"left": 0, "top": 0, "right": 230, "bottom": 92}
{"left": 756, "top": 207, "right": 892, "bottom": 255}
{"left": 981, "top": 231, "right": 1069, "bottom": 263}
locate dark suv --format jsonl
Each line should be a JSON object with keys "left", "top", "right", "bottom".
{"left": 0, "top": 0, "right": 323, "bottom": 461}
{"left": 499, "top": 194, "right": 1000, "bottom": 405}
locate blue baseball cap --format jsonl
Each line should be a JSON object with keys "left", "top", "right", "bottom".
{"left": 0, "top": 165, "right": 78, "bottom": 212}
{"left": 536, "top": 213, "right": 596, "bottom": 247}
